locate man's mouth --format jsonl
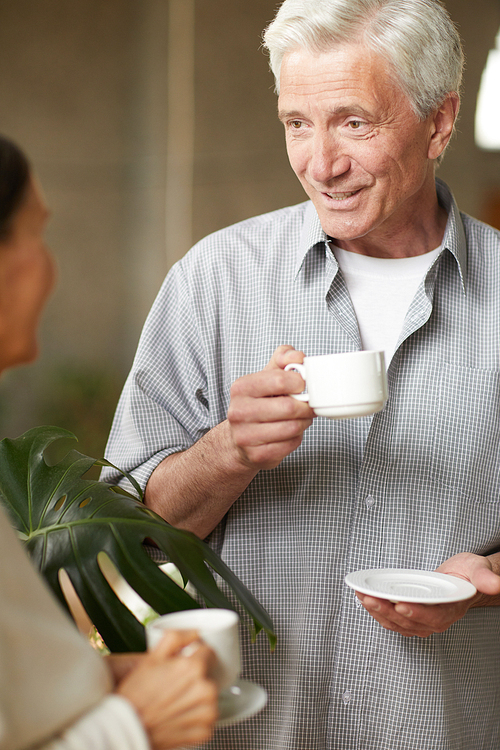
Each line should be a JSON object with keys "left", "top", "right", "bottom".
{"left": 325, "top": 190, "right": 358, "bottom": 201}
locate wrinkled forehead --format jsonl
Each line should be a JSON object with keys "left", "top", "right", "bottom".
{"left": 278, "top": 43, "right": 411, "bottom": 115}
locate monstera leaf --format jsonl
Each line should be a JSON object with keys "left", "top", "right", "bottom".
{"left": 0, "top": 425, "right": 275, "bottom": 653}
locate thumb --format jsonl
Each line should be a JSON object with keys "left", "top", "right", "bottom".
{"left": 148, "top": 630, "right": 201, "bottom": 661}
{"left": 470, "top": 560, "right": 500, "bottom": 596}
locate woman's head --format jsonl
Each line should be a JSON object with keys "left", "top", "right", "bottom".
{"left": 0, "top": 136, "right": 56, "bottom": 371}
{"left": 0, "top": 136, "right": 31, "bottom": 241}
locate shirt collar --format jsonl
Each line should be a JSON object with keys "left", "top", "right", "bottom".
{"left": 435, "top": 177, "right": 467, "bottom": 293}
{"left": 294, "top": 178, "right": 468, "bottom": 293}
{"left": 294, "top": 201, "right": 329, "bottom": 278}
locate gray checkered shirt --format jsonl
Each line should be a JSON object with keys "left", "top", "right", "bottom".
{"left": 103, "top": 179, "right": 500, "bottom": 749}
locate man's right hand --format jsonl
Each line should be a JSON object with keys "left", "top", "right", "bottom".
{"left": 145, "top": 345, "right": 315, "bottom": 538}
{"left": 227, "top": 345, "right": 315, "bottom": 471}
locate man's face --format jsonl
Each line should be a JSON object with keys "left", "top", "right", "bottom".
{"left": 278, "top": 44, "right": 442, "bottom": 256}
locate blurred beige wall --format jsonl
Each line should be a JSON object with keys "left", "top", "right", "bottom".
{"left": 0, "top": 0, "right": 172, "bottom": 449}
{"left": 439, "top": 0, "right": 500, "bottom": 217}
{"left": 0, "top": 0, "right": 499, "bottom": 456}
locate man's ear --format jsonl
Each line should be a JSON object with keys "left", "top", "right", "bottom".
{"left": 428, "top": 92, "right": 460, "bottom": 160}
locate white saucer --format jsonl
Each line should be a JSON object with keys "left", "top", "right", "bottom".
{"left": 345, "top": 568, "right": 477, "bottom": 604}
{"left": 217, "top": 678, "right": 267, "bottom": 726}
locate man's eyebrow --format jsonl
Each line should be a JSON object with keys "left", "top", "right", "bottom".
{"left": 277, "top": 109, "right": 303, "bottom": 122}
{"left": 278, "top": 104, "right": 372, "bottom": 122}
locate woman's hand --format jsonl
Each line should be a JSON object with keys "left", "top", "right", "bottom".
{"left": 115, "top": 630, "right": 218, "bottom": 750}
{"left": 104, "top": 652, "right": 143, "bottom": 685}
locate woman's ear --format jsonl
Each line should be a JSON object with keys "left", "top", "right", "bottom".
{"left": 428, "top": 92, "right": 460, "bottom": 161}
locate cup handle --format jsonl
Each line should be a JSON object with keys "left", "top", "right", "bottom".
{"left": 284, "top": 363, "right": 310, "bottom": 402}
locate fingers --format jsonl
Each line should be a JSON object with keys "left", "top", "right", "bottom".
{"left": 228, "top": 405, "right": 313, "bottom": 469}
{"left": 149, "top": 631, "right": 217, "bottom": 679}
{"left": 153, "top": 673, "right": 218, "bottom": 718}
{"left": 137, "top": 675, "right": 218, "bottom": 750}
{"left": 357, "top": 594, "right": 470, "bottom": 638}
{"left": 392, "top": 599, "right": 469, "bottom": 636}
{"left": 150, "top": 691, "right": 218, "bottom": 749}
{"left": 358, "top": 553, "right": 500, "bottom": 638}
{"left": 265, "top": 344, "right": 306, "bottom": 370}
{"left": 149, "top": 629, "right": 202, "bottom": 660}
{"left": 116, "top": 641, "right": 219, "bottom": 750}
{"left": 436, "top": 552, "right": 500, "bottom": 603}
{"left": 232, "top": 345, "right": 310, "bottom": 404}
{"left": 472, "top": 566, "right": 500, "bottom": 597}
{"left": 227, "top": 346, "right": 314, "bottom": 470}
{"left": 181, "top": 641, "right": 218, "bottom": 680}
{"left": 230, "top": 366, "right": 307, "bottom": 403}
{"left": 465, "top": 558, "right": 500, "bottom": 597}
{"left": 229, "top": 396, "right": 313, "bottom": 442}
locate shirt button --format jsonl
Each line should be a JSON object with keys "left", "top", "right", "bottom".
{"left": 342, "top": 690, "right": 353, "bottom": 705}
{"left": 365, "top": 494, "right": 376, "bottom": 508}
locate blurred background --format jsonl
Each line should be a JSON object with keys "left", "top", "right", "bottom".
{"left": 0, "top": 0, "right": 499, "bottom": 462}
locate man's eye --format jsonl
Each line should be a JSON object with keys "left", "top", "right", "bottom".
{"left": 290, "top": 120, "right": 303, "bottom": 129}
{"left": 348, "top": 120, "right": 364, "bottom": 129}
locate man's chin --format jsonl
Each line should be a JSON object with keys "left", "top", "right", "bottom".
{"left": 319, "top": 222, "right": 374, "bottom": 246}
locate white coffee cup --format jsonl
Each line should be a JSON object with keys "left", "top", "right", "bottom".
{"left": 285, "top": 350, "right": 387, "bottom": 419}
{"left": 145, "top": 608, "right": 240, "bottom": 692}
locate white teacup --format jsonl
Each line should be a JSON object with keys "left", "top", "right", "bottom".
{"left": 145, "top": 608, "right": 240, "bottom": 692}
{"left": 285, "top": 350, "right": 387, "bottom": 419}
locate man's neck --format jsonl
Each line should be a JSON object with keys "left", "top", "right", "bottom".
{"left": 331, "top": 200, "right": 448, "bottom": 259}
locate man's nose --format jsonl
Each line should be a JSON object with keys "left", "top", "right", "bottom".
{"left": 308, "top": 131, "right": 350, "bottom": 184}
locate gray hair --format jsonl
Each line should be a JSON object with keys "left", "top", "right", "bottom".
{"left": 262, "top": 0, "right": 464, "bottom": 119}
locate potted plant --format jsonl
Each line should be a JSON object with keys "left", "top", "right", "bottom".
{"left": 0, "top": 425, "right": 275, "bottom": 653}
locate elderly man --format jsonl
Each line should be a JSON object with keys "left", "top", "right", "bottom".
{"left": 103, "top": 0, "right": 500, "bottom": 747}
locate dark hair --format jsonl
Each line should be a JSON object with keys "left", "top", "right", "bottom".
{"left": 0, "top": 135, "right": 31, "bottom": 241}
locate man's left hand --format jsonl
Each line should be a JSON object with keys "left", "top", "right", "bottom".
{"left": 357, "top": 551, "right": 500, "bottom": 638}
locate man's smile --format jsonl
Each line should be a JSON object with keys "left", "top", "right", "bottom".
{"left": 324, "top": 189, "right": 360, "bottom": 201}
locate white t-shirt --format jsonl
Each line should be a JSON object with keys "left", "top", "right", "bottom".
{"left": 332, "top": 244, "right": 442, "bottom": 365}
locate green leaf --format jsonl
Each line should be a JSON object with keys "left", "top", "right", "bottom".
{"left": 0, "top": 426, "right": 275, "bottom": 652}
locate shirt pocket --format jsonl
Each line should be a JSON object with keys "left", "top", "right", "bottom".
{"left": 431, "top": 362, "right": 500, "bottom": 503}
